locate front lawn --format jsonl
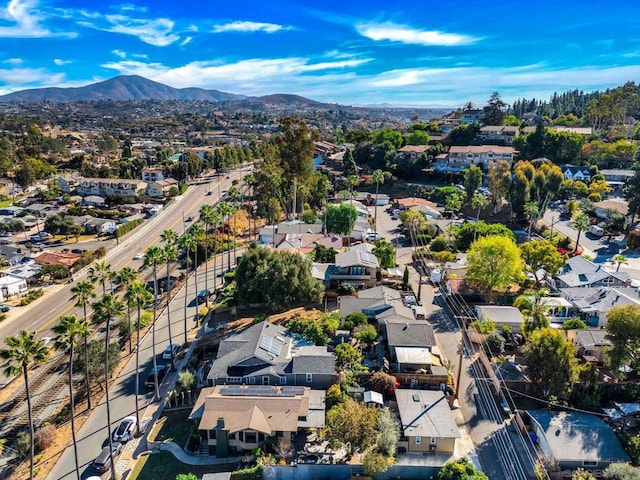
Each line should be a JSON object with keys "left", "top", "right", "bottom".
{"left": 131, "top": 451, "right": 237, "bottom": 480}
{"left": 149, "top": 410, "right": 194, "bottom": 448}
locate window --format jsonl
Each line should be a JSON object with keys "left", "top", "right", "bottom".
{"left": 298, "top": 416, "right": 307, "bottom": 422}
{"left": 279, "top": 376, "right": 287, "bottom": 385}
{"left": 430, "top": 437, "right": 437, "bottom": 445}
{"left": 582, "top": 461, "right": 598, "bottom": 467}
{"left": 244, "top": 431, "right": 257, "bottom": 444}
{"left": 262, "top": 376, "right": 270, "bottom": 385}
{"left": 415, "top": 436, "right": 422, "bottom": 445}
{"left": 306, "top": 373, "right": 313, "bottom": 383}
{"left": 228, "top": 377, "right": 242, "bottom": 383}
{"left": 249, "top": 377, "right": 256, "bottom": 384}
{"left": 209, "top": 429, "right": 216, "bottom": 439}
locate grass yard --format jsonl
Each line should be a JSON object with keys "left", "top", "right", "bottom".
{"left": 130, "top": 451, "right": 238, "bottom": 480}
{"left": 149, "top": 410, "right": 195, "bottom": 448}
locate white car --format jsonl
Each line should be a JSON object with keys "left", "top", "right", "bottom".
{"left": 133, "top": 252, "right": 144, "bottom": 260}
{"left": 112, "top": 415, "right": 137, "bottom": 442}
{"left": 365, "top": 232, "right": 381, "bottom": 241}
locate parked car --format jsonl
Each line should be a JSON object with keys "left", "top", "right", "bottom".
{"left": 133, "top": 252, "right": 144, "bottom": 260}
{"left": 364, "top": 232, "right": 381, "bottom": 241}
{"left": 93, "top": 442, "right": 122, "bottom": 472}
{"left": 196, "top": 289, "right": 210, "bottom": 304}
{"left": 0, "top": 304, "right": 10, "bottom": 312}
{"left": 144, "top": 365, "right": 168, "bottom": 388}
{"left": 112, "top": 416, "right": 137, "bottom": 443}
{"left": 162, "top": 343, "right": 181, "bottom": 360}
{"left": 71, "top": 248, "right": 84, "bottom": 254}
{"left": 185, "top": 216, "right": 193, "bottom": 222}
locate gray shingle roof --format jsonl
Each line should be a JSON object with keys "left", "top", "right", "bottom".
{"left": 395, "top": 390, "right": 460, "bottom": 439}
{"left": 386, "top": 322, "right": 436, "bottom": 347}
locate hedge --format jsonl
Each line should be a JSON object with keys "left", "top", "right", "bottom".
{"left": 115, "top": 218, "right": 144, "bottom": 238}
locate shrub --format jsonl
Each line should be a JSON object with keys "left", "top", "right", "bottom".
{"left": 178, "top": 371, "right": 195, "bottom": 391}
{"left": 430, "top": 236, "right": 449, "bottom": 252}
{"left": 470, "top": 320, "right": 496, "bottom": 334}
{"left": 345, "top": 312, "right": 367, "bottom": 327}
{"left": 115, "top": 218, "right": 144, "bottom": 238}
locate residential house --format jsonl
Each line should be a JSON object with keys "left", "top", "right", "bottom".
{"left": 147, "top": 178, "right": 179, "bottom": 198}
{"left": 561, "top": 165, "right": 591, "bottom": 182}
{"left": 258, "top": 226, "right": 277, "bottom": 246}
{"left": 433, "top": 145, "right": 515, "bottom": 173}
{"left": 277, "top": 221, "right": 324, "bottom": 236}
{"left": 83, "top": 195, "right": 105, "bottom": 207}
{"left": 560, "top": 287, "right": 640, "bottom": 327}
{"left": 83, "top": 217, "right": 116, "bottom": 235}
{"left": 555, "top": 256, "right": 630, "bottom": 289}
{"left": 76, "top": 177, "right": 147, "bottom": 199}
{"left": 354, "top": 191, "right": 390, "bottom": 206}
{"left": 189, "top": 385, "right": 324, "bottom": 456}
{"left": 56, "top": 175, "right": 81, "bottom": 194}
{"left": 385, "top": 322, "right": 436, "bottom": 361}
{"left": 397, "top": 145, "right": 429, "bottom": 161}
{"left": 540, "top": 296, "right": 575, "bottom": 324}
{"left": 475, "top": 305, "right": 524, "bottom": 333}
{"left": 549, "top": 126, "right": 593, "bottom": 136}
{"left": 460, "top": 109, "right": 484, "bottom": 124}
{"left": 338, "top": 286, "right": 418, "bottom": 325}
{"left": 527, "top": 410, "right": 628, "bottom": 471}
{"left": 566, "top": 329, "right": 611, "bottom": 364}
{"left": 33, "top": 252, "right": 80, "bottom": 269}
{"left": 141, "top": 167, "right": 165, "bottom": 182}
{"left": 593, "top": 199, "right": 630, "bottom": 224}
{"left": 396, "top": 197, "right": 438, "bottom": 211}
{"left": 326, "top": 249, "right": 379, "bottom": 290}
{"left": 363, "top": 390, "right": 384, "bottom": 408}
{"left": 0, "top": 273, "right": 27, "bottom": 300}
{"left": 395, "top": 389, "right": 460, "bottom": 454}
{"left": 0, "top": 206, "right": 24, "bottom": 217}
{"left": 206, "top": 321, "right": 337, "bottom": 389}
{"left": 477, "top": 125, "right": 520, "bottom": 145}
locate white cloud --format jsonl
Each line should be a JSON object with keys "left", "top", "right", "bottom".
{"left": 53, "top": 58, "right": 71, "bottom": 66}
{"left": 78, "top": 13, "right": 180, "bottom": 47}
{"left": 112, "top": 49, "right": 127, "bottom": 59}
{"left": 356, "top": 21, "right": 479, "bottom": 46}
{"left": 0, "top": 0, "right": 50, "bottom": 37}
{"left": 0, "top": 67, "right": 66, "bottom": 94}
{"left": 115, "top": 3, "right": 148, "bottom": 13}
{"left": 180, "top": 36, "right": 193, "bottom": 46}
{"left": 3, "top": 57, "right": 22, "bottom": 65}
{"left": 212, "top": 20, "right": 291, "bottom": 34}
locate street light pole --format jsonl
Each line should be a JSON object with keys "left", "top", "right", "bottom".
{"left": 549, "top": 216, "right": 556, "bottom": 245}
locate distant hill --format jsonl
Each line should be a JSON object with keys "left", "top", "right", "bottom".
{"left": 0, "top": 75, "right": 247, "bottom": 102}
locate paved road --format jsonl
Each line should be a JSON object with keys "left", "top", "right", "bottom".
{"left": 44, "top": 169, "right": 250, "bottom": 480}
{"left": 0, "top": 167, "right": 250, "bottom": 386}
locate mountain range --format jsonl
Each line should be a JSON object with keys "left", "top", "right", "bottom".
{"left": 0, "top": 75, "right": 248, "bottom": 103}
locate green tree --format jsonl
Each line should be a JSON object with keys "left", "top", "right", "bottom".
{"left": 334, "top": 343, "right": 362, "bottom": 369}
{"left": 613, "top": 254, "right": 628, "bottom": 272}
{"left": 406, "top": 130, "right": 429, "bottom": 145}
{"left": 372, "top": 169, "right": 387, "bottom": 229}
{"left": 515, "top": 289, "right": 551, "bottom": 336}
{"left": 471, "top": 193, "right": 489, "bottom": 225}
{"left": 604, "top": 463, "right": 640, "bottom": 479}
{"left": 439, "top": 457, "right": 488, "bottom": 480}
{"left": 369, "top": 371, "right": 398, "bottom": 394}
{"left": 356, "top": 325, "right": 377, "bottom": 352}
{"left": 163, "top": 241, "right": 178, "bottom": 368}
{"left": 483, "top": 91, "right": 507, "bottom": 125}
{"left": 454, "top": 221, "right": 515, "bottom": 252}
{"left": 372, "top": 239, "right": 396, "bottom": 269}
{"left": 70, "top": 281, "right": 96, "bottom": 409}
{"left": 88, "top": 260, "right": 112, "bottom": 294}
{"left": 199, "top": 204, "right": 217, "bottom": 305}
{"left": 466, "top": 235, "right": 525, "bottom": 302}
{"left": 520, "top": 239, "right": 565, "bottom": 285}
{"left": 178, "top": 232, "right": 197, "bottom": 343}
{"left": 176, "top": 474, "right": 198, "bottom": 480}
{"left": 325, "top": 398, "right": 379, "bottom": 454}
{"left": 562, "top": 318, "right": 588, "bottom": 330}
{"left": 53, "top": 314, "right": 89, "bottom": 480}
{"left": 235, "top": 247, "right": 324, "bottom": 308}
{"left": 373, "top": 127, "right": 403, "bottom": 149}
{"left": 325, "top": 203, "right": 358, "bottom": 235}
{"left": 363, "top": 452, "right": 392, "bottom": 476}
{"left": 605, "top": 305, "right": 640, "bottom": 377}
{"left": 117, "top": 267, "right": 138, "bottom": 354}
{"left": 375, "top": 406, "right": 400, "bottom": 457}
{"left": 0, "top": 331, "right": 50, "bottom": 480}
{"left": 572, "top": 212, "right": 590, "bottom": 254}
{"left": 524, "top": 201, "right": 540, "bottom": 239}
{"left": 523, "top": 328, "right": 578, "bottom": 400}
{"left": 463, "top": 164, "right": 483, "bottom": 203}
{"left": 342, "top": 148, "right": 358, "bottom": 178}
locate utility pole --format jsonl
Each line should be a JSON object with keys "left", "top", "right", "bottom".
{"left": 455, "top": 340, "right": 464, "bottom": 398}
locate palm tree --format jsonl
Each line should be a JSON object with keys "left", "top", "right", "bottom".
{"left": 124, "top": 280, "right": 153, "bottom": 436}
{"left": 346, "top": 175, "right": 359, "bottom": 207}
{"left": 572, "top": 212, "right": 590, "bottom": 254}
{"left": 178, "top": 233, "right": 197, "bottom": 343}
{"left": 372, "top": 169, "right": 385, "bottom": 230}
{"left": 53, "top": 315, "right": 89, "bottom": 480}
{"left": 613, "top": 254, "right": 628, "bottom": 272}
{"left": 514, "top": 288, "right": 550, "bottom": 336}
{"left": 217, "top": 201, "right": 234, "bottom": 275}
{"left": 117, "top": 267, "right": 138, "bottom": 353}
{"left": 524, "top": 201, "right": 540, "bottom": 240}
{"left": 163, "top": 242, "right": 178, "bottom": 369}
{"left": 0, "top": 331, "right": 50, "bottom": 480}
{"left": 199, "top": 204, "right": 216, "bottom": 305}
{"left": 92, "top": 294, "right": 124, "bottom": 480}
{"left": 144, "top": 245, "right": 165, "bottom": 400}
{"left": 471, "top": 193, "right": 489, "bottom": 242}
{"left": 70, "top": 281, "right": 96, "bottom": 409}
{"left": 88, "top": 260, "right": 112, "bottom": 294}
{"left": 227, "top": 186, "right": 242, "bottom": 264}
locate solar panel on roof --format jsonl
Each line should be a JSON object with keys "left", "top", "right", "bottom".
{"left": 259, "top": 335, "right": 282, "bottom": 357}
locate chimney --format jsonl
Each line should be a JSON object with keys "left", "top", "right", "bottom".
{"left": 215, "top": 418, "right": 229, "bottom": 458}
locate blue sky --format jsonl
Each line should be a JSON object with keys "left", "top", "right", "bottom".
{"left": 1, "top": 0, "right": 640, "bottom": 106}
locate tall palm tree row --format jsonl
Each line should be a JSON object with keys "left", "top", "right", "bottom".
{"left": 161, "top": 229, "right": 179, "bottom": 368}
{"left": 70, "top": 280, "right": 96, "bottom": 409}
{"left": 0, "top": 331, "right": 50, "bottom": 480}
{"left": 143, "top": 245, "right": 165, "bottom": 401}
{"left": 117, "top": 266, "right": 138, "bottom": 354}
{"left": 178, "top": 232, "right": 197, "bottom": 343}
{"left": 124, "top": 279, "right": 153, "bottom": 436}
{"left": 53, "top": 315, "right": 90, "bottom": 480}
{"left": 227, "top": 186, "right": 242, "bottom": 264}
{"left": 92, "top": 293, "right": 124, "bottom": 480}
{"left": 372, "top": 169, "right": 385, "bottom": 230}
{"left": 217, "top": 201, "right": 234, "bottom": 277}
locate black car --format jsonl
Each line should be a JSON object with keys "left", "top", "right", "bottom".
{"left": 144, "top": 365, "right": 168, "bottom": 388}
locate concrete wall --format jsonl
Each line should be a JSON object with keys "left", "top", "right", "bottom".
{"left": 266, "top": 464, "right": 441, "bottom": 480}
